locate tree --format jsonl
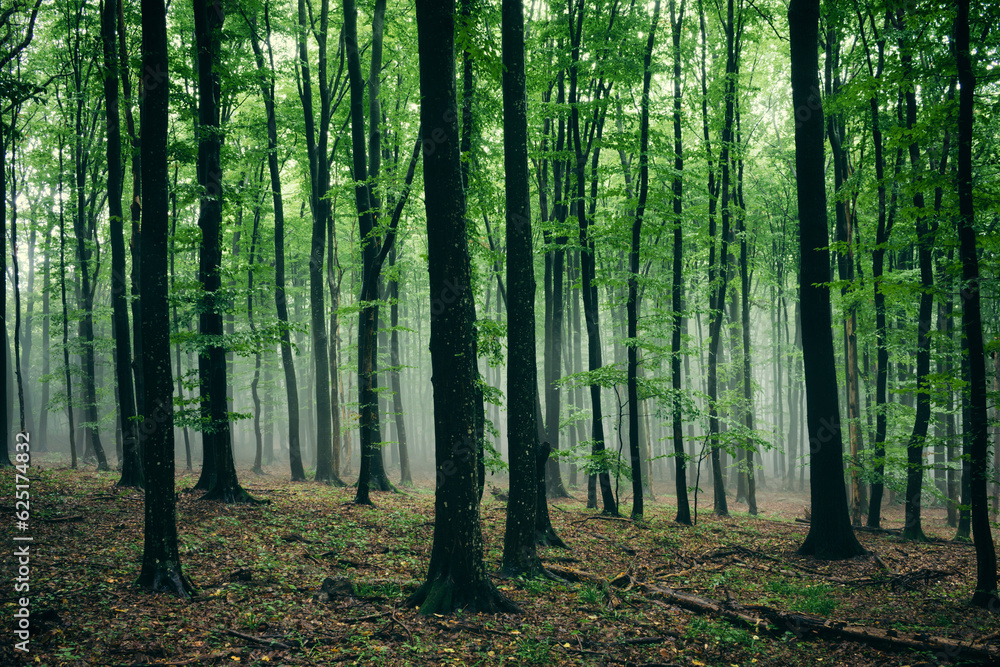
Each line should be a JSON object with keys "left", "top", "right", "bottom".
{"left": 346, "top": 0, "right": 394, "bottom": 502}
{"left": 406, "top": 0, "right": 517, "bottom": 615}
{"left": 242, "top": 0, "right": 305, "bottom": 482}
{"left": 102, "top": 0, "right": 142, "bottom": 488}
{"left": 570, "top": 0, "right": 617, "bottom": 517}
{"left": 135, "top": 0, "right": 192, "bottom": 598}
{"left": 192, "top": 0, "right": 252, "bottom": 503}
{"left": 699, "top": 0, "right": 731, "bottom": 517}
{"left": 668, "top": 0, "right": 690, "bottom": 525}
{"left": 955, "top": 0, "right": 998, "bottom": 609}
{"left": 297, "top": 0, "right": 344, "bottom": 487}
{"left": 68, "top": 0, "right": 108, "bottom": 471}
{"left": 893, "top": 3, "right": 934, "bottom": 543}
{"left": 626, "top": 0, "right": 660, "bottom": 521}
{"left": 788, "top": 0, "right": 865, "bottom": 560}
{"left": 500, "top": 0, "right": 544, "bottom": 578}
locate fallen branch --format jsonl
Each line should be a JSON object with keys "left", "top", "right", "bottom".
{"left": 639, "top": 582, "right": 999, "bottom": 664}
{"left": 343, "top": 611, "right": 393, "bottom": 623}
{"left": 571, "top": 514, "right": 635, "bottom": 525}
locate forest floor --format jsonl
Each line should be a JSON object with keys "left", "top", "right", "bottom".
{"left": 3, "top": 458, "right": 999, "bottom": 667}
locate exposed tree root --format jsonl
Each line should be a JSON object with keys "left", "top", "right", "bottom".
{"left": 405, "top": 574, "right": 520, "bottom": 616}
{"left": 136, "top": 562, "right": 195, "bottom": 599}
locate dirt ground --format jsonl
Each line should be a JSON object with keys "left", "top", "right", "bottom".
{"left": 2, "top": 457, "right": 998, "bottom": 667}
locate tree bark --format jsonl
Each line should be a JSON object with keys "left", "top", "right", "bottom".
{"left": 103, "top": 0, "right": 142, "bottom": 488}
{"left": 669, "top": 0, "right": 690, "bottom": 525}
{"left": 570, "top": 0, "right": 617, "bottom": 516}
{"left": 244, "top": 1, "right": 305, "bottom": 481}
{"left": 626, "top": 0, "right": 660, "bottom": 520}
{"left": 895, "top": 7, "right": 933, "bottom": 542}
{"left": 789, "top": 0, "right": 865, "bottom": 559}
{"left": 955, "top": 0, "right": 998, "bottom": 608}
{"left": 136, "top": 0, "right": 193, "bottom": 597}
{"left": 193, "top": 0, "right": 252, "bottom": 502}
{"left": 406, "top": 0, "right": 517, "bottom": 614}
{"left": 388, "top": 245, "right": 412, "bottom": 486}
{"left": 500, "top": 0, "right": 547, "bottom": 577}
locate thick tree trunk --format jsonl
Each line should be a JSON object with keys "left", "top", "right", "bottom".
{"left": 789, "top": 0, "right": 865, "bottom": 559}
{"left": 193, "top": 0, "right": 252, "bottom": 503}
{"left": 407, "top": 0, "right": 517, "bottom": 614}
{"left": 136, "top": 0, "right": 193, "bottom": 597}
{"left": 500, "top": 0, "right": 547, "bottom": 577}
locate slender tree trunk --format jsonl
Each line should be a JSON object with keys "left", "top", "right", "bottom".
{"left": 626, "top": 0, "right": 660, "bottom": 520}
{"left": 298, "top": 0, "right": 343, "bottom": 487}
{"left": 245, "top": 2, "right": 304, "bottom": 481}
{"left": 571, "top": 0, "right": 616, "bottom": 516}
{"left": 346, "top": 0, "right": 392, "bottom": 500}
{"left": 71, "top": 6, "right": 108, "bottom": 469}
{"left": 955, "top": 0, "right": 998, "bottom": 606}
{"left": 103, "top": 0, "right": 142, "bottom": 487}
{"left": 388, "top": 245, "right": 412, "bottom": 485}
{"left": 895, "top": 6, "right": 934, "bottom": 542}
{"left": 669, "top": 0, "right": 690, "bottom": 525}
{"left": 58, "top": 146, "right": 77, "bottom": 470}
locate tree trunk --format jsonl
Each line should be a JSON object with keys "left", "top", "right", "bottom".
{"left": 955, "top": 0, "right": 998, "bottom": 607}
{"left": 571, "top": 0, "right": 617, "bottom": 517}
{"left": 297, "top": 0, "right": 343, "bottom": 487}
{"left": 789, "top": 0, "right": 865, "bottom": 559}
{"left": 626, "top": 0, "right": 660, "bottom": 520}
{"left": 103, "top": 0, "right": 142, "bottom": 488}
{"left": 406, "top": 0, "right": 518, "bottom": 614}
{"left": 500, "top": 0, "right": 548, "bottom": 576}
{"left": 244, "top": 2, "right": 305, "bottom": 481}
{"left": 388, "top": 245, "right": 412, "bottom": 486}
{"left": 136, "top": 0, "right": 193, "bottom": 597}
{"left": 71, "top": 5, "right": 107, "bottom": 469}
{"left": 193, "top": 0, "right": 252, "bottom": 503}
{"left": 346, "top": 0, "right": 395, "bottom": 500}
{"left": 896, "top": 7, "right": 933, "bottom": 542}
{"left": 57, "top": 145, "right": 77, "bottom": 470}
{"left": 669, "top": 0, "right": 690, "bottom": 525}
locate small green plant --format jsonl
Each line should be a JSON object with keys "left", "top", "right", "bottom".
{"left": 766, "top": 578, "right": 839, "bottom": 615}
{"left": 578, "top": 584, "right": 603, "bottom": 606}
{"left": 519, "top": 576, "right": 550, "bottom": 595}
{"left": 685, "top": 617, "right": 754, "bottom": 646}
{"left": 513, "top": 637, "right": 552, "bottom": 665}
{"left": 241, "top": 611, "right": 262, "bottom": 630}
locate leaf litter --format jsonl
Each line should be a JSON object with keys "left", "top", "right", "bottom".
{"left": 2, "top": 462, "right": 998, "bottom": 667}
